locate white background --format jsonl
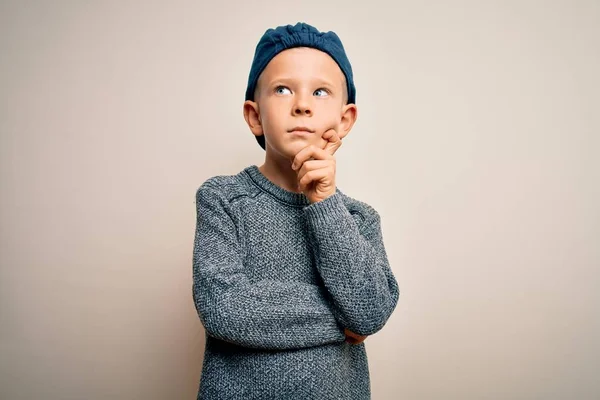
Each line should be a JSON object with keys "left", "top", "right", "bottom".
{"left": 1, "top": 0, "right": 598, "bottom": 398}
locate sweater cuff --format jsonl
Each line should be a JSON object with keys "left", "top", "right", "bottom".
{"left": 302, "top": 191, "right": 348, "bottom": 224}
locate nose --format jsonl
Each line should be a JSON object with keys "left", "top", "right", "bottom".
{"left": 295, "top": 106, "right": 312, "bottom": 115}
{"left": 292, "top": 95, "right": 313, "bottom": 116}
{"left": 293, "top": 105, "right": 312, "bottom": 116}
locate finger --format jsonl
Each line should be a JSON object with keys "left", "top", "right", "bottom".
{"left": 296, "top": 160, "right": 331, "bottom": 190}
{"left": 296, "top": 159, "right": 330, "bottom": 178}
{"left": 291, "top": 145, "right": 332, "bottom": 170}
{"left": 345, "top": 336, "right": 364, "bottom": 345}
{"left": 322, "top": 128, "right": 342, "bottom": 155}
{"left": 345, "top": 328, "right": 367, "bottom": 340}
{"left": 298, "top": 165, "right": 332, "bottom": 192}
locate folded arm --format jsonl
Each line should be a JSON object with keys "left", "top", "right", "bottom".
{"left": 303, "top": 192, "right": 400, "bottom": 336}
{"left": 192, "top": 183, "right": 346, "bottom": 350}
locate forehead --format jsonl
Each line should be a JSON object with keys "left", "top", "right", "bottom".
{"left": 259, "top": 47, "right": 345, "bottom": 87}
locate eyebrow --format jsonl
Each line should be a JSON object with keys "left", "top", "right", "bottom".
{"left": 266, "top": 77, "right": 337, "bottom": 88}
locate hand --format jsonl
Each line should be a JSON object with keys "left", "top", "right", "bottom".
{"left": 344, "top": 328, "right": 368, "bottom": 345}
{"left": 290, "top": 128, "right": 343, "bottom": 204}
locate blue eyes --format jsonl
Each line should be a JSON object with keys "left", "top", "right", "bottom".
{"left": 275, "top": 86, "right": 291, "bottom": 95}
{"left": 274, "top": 86, "right": 329, "bottom": 97}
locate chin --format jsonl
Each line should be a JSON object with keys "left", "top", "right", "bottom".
{"left": 271, "top": 143, "right": 303, "bottom": 159}
{"left": 268, "top": 134, "right": 315, "bottom": 153}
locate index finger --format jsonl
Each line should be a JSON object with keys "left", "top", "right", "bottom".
{"left": 322, "top": 128, "right": 342, "bottom": 155}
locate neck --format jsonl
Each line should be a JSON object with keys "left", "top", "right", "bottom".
{"left": 259, "top": 151, "right": 301, "bottom": 194}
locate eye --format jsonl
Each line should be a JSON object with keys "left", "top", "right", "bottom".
{"left": 314, "top": 88, "right": 329, "bottom": 97}
{"left": 275, "top": 86, "right": 291, "bottom": 95}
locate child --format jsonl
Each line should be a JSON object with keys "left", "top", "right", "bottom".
{"left": 192, "top": 22, "right": 400, "bottom": 399}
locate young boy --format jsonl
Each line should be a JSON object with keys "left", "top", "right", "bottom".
{"left": 192, "top": 22, "right": 400, "bottom": 399}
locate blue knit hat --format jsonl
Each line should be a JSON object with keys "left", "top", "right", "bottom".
{"left": 245, "top": 22, "right": 356, "bottom": 150}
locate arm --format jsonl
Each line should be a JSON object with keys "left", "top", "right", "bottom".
{"left": 303, "top": 192, "right": 400, "bottom": 336}
{"left": 192, "top": 183, "right": 346, "bottom": 350}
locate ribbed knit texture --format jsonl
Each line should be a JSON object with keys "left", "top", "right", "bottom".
{"left": 192, "top": 164, "right": 400, "bottom": 399}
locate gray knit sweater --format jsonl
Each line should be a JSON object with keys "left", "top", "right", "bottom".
{"left": 192, "top": 164, "right": 400, "bottom": 399}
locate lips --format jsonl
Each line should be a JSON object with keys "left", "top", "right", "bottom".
{"left": 288, "top": 126, "right": 314, "bottom": 134}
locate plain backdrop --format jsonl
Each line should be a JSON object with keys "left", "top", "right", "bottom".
{"left": 1, "top": 1, "right": 598, "bottom": 399}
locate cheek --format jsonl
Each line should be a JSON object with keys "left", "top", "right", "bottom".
{"left": 262, "top": 103, "right": 287, "bottom": 123}
{"left": 322, "top": 102, "right": 342, "bottom": 118}
{"left": 322, "top": 111, "right": 341, "bottom": 127}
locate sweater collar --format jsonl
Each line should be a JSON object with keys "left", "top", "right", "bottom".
{"left": 243, "top": 164, "right": 312, "bottom": 206}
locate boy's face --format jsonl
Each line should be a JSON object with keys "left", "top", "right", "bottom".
{"left": 244, "top": 47, "right": 357, "bottom": 162}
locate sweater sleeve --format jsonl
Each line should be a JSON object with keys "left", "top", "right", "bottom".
{"left": 303, "top": 191, "right": 400, "bottom": 336}
{"left": 192, "top": 183, "right": 346, "bottom": 350}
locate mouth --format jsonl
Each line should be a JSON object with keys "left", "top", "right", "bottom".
{"left": 288, "top": 127, "right": 315, "bottom": 134}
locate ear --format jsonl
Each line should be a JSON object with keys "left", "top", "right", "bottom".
{"left": 338, "top": 103, "right": 358, "bottom": 140}
{"left": 243, "top": 100, "right": 263, "bottom": 137}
